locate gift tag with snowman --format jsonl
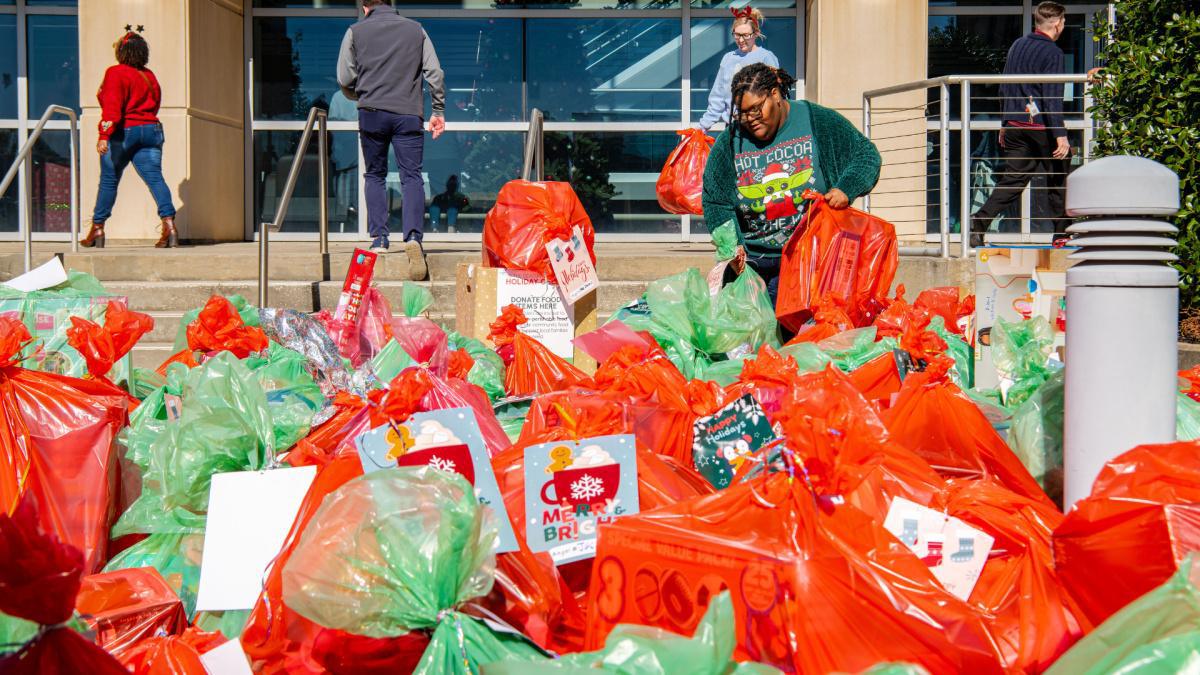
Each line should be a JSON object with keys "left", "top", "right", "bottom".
{"left": 692, "top": 395, "right": 776, "bottom": 489}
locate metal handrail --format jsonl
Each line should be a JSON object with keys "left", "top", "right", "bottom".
{"left": 0, "top": 105, "right": 81, "bottom": 272}
{"left": 863, "top": 74, "right": 1093, "bottom": 259}
{"left": 522, "top": 108, "right": 544, "bottom": 182}
{"left": 259, "top": 106, "right": 328, "bottom": 307}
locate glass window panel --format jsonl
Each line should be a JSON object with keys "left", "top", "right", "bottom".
{"left": 0, "top": 1, "right": 13, "bottom": 7}
{"left": 930, "top": 1, "right": 1021, "bottom": 6}
{"left": 254, "top": 130, "right": 359, "bottom": 234}
{"left": 29, "top": 130, "right": 72, "bottom": 234}
{"left": 0, "top": 130, "right": 15, "bottom": 233}
{"left": 929, "top": 14, "right": 1022, "bottom": 120}
{"left": 402, "top": 1, "right": 679, "bottom": 8}
{"left": 545, "top": 131, "right": 681, "bottom": 235}
{"left": 253, "top": 0, "right": 356, "bottom": 7}
{"left": 421, "top": 19, "right": 522, "bottom": 122}
{"left": 527, "top": 19, "right": 682, "bottom": 122}
{"left": 25, "top": 0, "right": 78, "bottom": 6}
{"left": 385, "top": 131, "right": 523, "bottom": 236}
{"left": 27, "top": 15, "right": 80, "bottom": 116}
{"left": 0, "top": 16, "right": 16, "bottom": 119}
{"left": 693, "top": 1, "right": 794, "bottom": 7}
{"left": 690, "top": 17, "right": 797, "bottom": 124}
{"left": 254, "top": 17, "right": 354, "bottom": 121}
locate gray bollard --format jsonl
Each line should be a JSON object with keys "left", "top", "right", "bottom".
{"left": 1063, "top": 156, "right": 1181, "bottom": 509}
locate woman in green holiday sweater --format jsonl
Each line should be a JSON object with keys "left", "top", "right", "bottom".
{"left": 702, "top": 64, "right": 881, "bottom": 307}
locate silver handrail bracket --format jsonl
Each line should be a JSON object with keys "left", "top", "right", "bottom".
{"left": 0, "top": 105, "right": 82, "bottom": 272}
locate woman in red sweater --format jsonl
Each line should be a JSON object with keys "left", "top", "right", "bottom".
{"left": 82, "top": 30, "right": 177, "bottom": 248}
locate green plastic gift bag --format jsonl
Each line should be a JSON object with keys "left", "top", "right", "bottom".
{"left": 1047, "top": 556, "right": 1200, "bottom": 674}
{"left": 990, "top": 316, "right": 1055, "bottom": 408}
{"left": 482, "top": 592, "right": 780, "bottom": 675}
{"left": 403, "top": 281, "right": 436, "bottom": 318}
{"left": 282, "top": 468, "right": 544, "bottom": 674}
{"left": 449, "top": 331, "right": 506, "bottom": 403}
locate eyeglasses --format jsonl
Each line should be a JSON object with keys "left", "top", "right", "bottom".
{"left": 738, "top": 98, "right": 768, "bottom": 121}
{"left": 732, "top": 31, "right": 756, "bottom": 42}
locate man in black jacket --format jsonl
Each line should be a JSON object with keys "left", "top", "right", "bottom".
{"left": 337, "top": 0, "right": 445, "bottom": 279}
{"left": 971, "top": 1, "right": 1071, "bottom": 247}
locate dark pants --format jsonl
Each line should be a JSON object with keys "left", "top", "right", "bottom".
{"left": 974, "top": 127, "right": 1069, "bottom": 235}
{"left": 92, "top": 123, "right": 175, "bottom": 223}
{"left": 359, "top": 109, "right": 424, "bottom": 242}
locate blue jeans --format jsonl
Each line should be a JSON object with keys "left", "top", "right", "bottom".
{"left": 428, "top": 204, "right": 458, "bottom": 230}
{"left": 92, "top": 123, "right": 176, "bottom": 223}
{"left": 359, "top": 109, "right": 424, "bottom": 242}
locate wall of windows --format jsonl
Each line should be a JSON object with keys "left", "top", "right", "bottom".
{"left": 0, "top": 0, "right": 78, "bottom": 239}
{"left": 247, "top": 1, "right": 804, "bottom": 241}
{"left": 925, "top": 1, "right": 1104, "bottom": 236}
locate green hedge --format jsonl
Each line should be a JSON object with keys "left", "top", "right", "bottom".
{"left": 1090, "top": 1, "right": 1200, "bottom": 307}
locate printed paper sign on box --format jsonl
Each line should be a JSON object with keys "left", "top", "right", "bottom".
{"left": 524, "top": 435, "right": 640, "bottom": 565}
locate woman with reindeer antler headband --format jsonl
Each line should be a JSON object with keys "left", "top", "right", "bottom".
{"left": 82, "top": 25, "right": 178, "bottom": 249}
{"left": 697, "top": 5, "right": 779, "bottom": 132}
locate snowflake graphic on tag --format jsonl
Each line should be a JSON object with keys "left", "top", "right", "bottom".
{"left": 429, "top": 456, "right": 456, "bottom": 474}
{"left": 571, "top": 474, "right": 605, "bottom": 502}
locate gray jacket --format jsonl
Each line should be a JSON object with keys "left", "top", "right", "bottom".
{"left": 336, "top": 9, "right": 445, "bottom": 118}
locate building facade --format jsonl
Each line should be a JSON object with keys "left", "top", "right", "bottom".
{"left": 0, "top": 0, "right": 1102, "bottom": 245}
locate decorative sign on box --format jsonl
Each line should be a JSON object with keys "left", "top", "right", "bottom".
{"left": 354, "top": 407, "right": 518, "bottom": 553}
{"left": 524, "top": 435, "right": 640, "bottom": 565}
{"left": 883, "top": 497, "right": 995, "bottom": 601}
{"left": 495, "top": 268, "right": 577, "bottom": 360}
{"left": 545, "top": 225, "right": 599, "bottom": 306}
{"left": 692, "top": 395, "right": 776, "bottom": 489}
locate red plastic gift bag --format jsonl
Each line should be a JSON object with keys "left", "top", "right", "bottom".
{"left": 65, "top": 300, "right": 154, "bottom": 383}
{"left": 494, "top": 306, "right": 593, "bottom": 397}
{"left": 483, "top": 180, "right": 596, "bottom": 281}
{"left": 310, "top": 629, "right": 430, "bottom": 675}
{"left": 1, "top": 316, "right": 129, "bottom": 573}
{"left": 1054, "top": 440, "right": 1200, "bottom": 629}
{"left": 776, "top": 190, "right": 899, "bottom": 332}
{"left": 76, "top": 567, "right": 188, "bottom": 659}
{"left": 586, "top": 473, "right": 1004, "bottom": 673}
{"left": 883, "top": 360, "right": 1052, "bottom": 507}
{"left": 944, "top": 479, "right": 1085, "bottom": 672}
{"left": 185, "top": 295, "right": 268, "bottom": 358}
{"left": 242, "top": 453, "right": 364, "bottom": 674}
{"left": 118, "top": 626, "right": 227, "bottom": 675}
{"left": 785, "top": 296, "right": 853, "bottom": 345}
{"left": 656, "top": 128, "right": 714, "bottom": 216}
{"left": 0, "top": 497, "right": 128, "bottom": 675}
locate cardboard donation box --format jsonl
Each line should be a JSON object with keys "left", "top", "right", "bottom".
{"left": 974, "top": 246, "right": 1072, "bottom": 390}
{"left": 456, "top": 262, "right": 598, "bottom": 373}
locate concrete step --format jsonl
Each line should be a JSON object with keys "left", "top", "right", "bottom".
{"left": 104, "top": 279, "right": 651, "bottom": 316}
{"left": 1, "top": 245, "right": 717, "bottom": 284}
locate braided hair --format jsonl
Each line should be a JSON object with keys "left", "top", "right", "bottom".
{"left": 728, "top": 64, "right": 797, "bottom": 148}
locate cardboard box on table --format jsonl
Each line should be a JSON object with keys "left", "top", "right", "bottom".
{"left": 974, "top": 247, "right": 1072, "bottom": 391}
{"left": 455, "top": 262, "right": 598, "bottom": 374}
{"left": 0, "top": 294, "right": 133, "bottom": 383}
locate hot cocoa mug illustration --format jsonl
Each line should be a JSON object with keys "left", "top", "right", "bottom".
{"left": 540, "top": 463, "right": 620, "bottom": 507}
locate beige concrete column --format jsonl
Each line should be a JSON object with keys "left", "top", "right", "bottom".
{"left": 79, "top": 0, "right": 244, "bottom": 244}
{"left": 806, "top": 0, "right": 929, "bottom": 242}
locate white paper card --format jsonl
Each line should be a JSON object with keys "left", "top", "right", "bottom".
{"left": 544, "top": 226, "right": 599, "bottom": 306}
{"left": 495, "top": 268, "right": 576, "bottom": 360}
{"left": 2, "top": 257, "right": 67, "bottom": 293}
{"left": 883, "top": 497, "right": 994, "bottom": 601}
{"left": 195, "top": 466, "right": 317, "bottom": 611}
{"left": 201, "top": 639, "right": 254, "bottom": 675}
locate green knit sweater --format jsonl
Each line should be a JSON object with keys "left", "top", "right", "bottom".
{"left": 702, "top": 100, "right": 882, "bottom": 257}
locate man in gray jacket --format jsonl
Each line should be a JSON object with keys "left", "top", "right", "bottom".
{"left": 337, "top": 0, "right": 445, "bottom": 279}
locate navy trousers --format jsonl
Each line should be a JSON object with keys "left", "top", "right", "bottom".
{"left": 359, "top": 109, "right": 424, "bottom": 242}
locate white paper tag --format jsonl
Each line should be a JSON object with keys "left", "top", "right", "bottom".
{"left": 200, "top": 639, "right": 254, "bottom": 675}
{"left": 2, "top": 257, "right": 68, "bottom": 293}
{"left": 195, "top": 466, "right": 317, "bottom": 612}
{"left": 545, "top": 226, "right": 599, "bottom": 306}
{"left": 883, "top": 497, "right": 994, "bottom": 601}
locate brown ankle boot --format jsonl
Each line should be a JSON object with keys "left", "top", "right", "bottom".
{"left": 155, "top": 216, "right": 178, "bottom": 248}
{"left": 80, "top": 221, "right": 106, "bottom": 248}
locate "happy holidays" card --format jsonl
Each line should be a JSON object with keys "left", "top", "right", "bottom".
{"left": 692, "top": 394, "right": 776, "bottom": 489}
